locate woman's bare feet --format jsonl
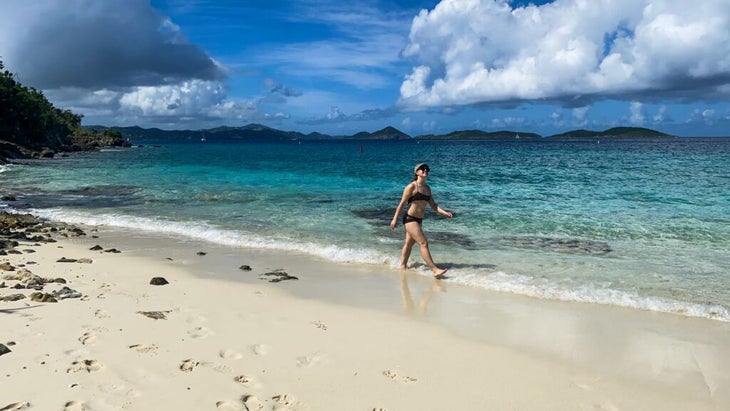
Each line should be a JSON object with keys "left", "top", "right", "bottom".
{"left": 432, "top": 267, "right": 448, "bottom": 278}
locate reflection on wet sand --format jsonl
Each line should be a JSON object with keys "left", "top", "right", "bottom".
{"left": 399, "top": 272, "right": 446, "bottom": 316}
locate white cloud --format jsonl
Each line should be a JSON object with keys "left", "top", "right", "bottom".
{"left": 326, "top": 106, "right": 346, "bottom": 120}
{"left": 399, "top": 0, "right": 730, "bottom": 108}
{"left": 572, "top": 106, "right": 589, "bottom": 123}
{"left": 629, "top": 102, "right": 645, "bottom": 124}
{"left": 0, "top": 0, "right": 246, "bottom": 128}
{"left": 0, "top": 0, "right": 225, "bottom": 90}
{"left": 119, "top": 81, "right": 221, "bottom": 116}
{"left": 653, "top": 105, "right": 667, "bottom": 123}
{"left": 688, "top": 108, "right": 718, "bottom": 124}
{"left": 490, "top": 116, "right": 525, "bottom": 128}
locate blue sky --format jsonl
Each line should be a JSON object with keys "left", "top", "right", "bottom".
{"left": 2, "top": 0, "right": 729, "bottom": 137}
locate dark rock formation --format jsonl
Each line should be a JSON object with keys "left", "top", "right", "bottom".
{"left": 259, "top": 269, "right": 298, "bottom": 283}
{"left": 137, "top": 310, "right": 171, "bottom": 320}
{"left": 29, "top": 292, "right": 58, "bottom": 303}
{"left": 0, "top": 343, "right": 11, "bottom": 356}
{"left": 52, "top": 286, "right": 82, "bottom": 299}
{"left": 498, "top": 235, "right": 612, "bottom": 255}
{"left": 150, "top": 277, "right": 169, "bottom": 285}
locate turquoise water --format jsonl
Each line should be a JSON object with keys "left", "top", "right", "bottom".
{"left": 2, "top": 138, "right": 729, "bottom": 320}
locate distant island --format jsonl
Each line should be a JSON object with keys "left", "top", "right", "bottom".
{"left": 88, "top": 124, "right": 675, "bottom": 143}
{"left": 416, "top": 130, "right": 542, "bottom": 140}
{"left": 548, "top": 127, "right": 674, "bottom": 139}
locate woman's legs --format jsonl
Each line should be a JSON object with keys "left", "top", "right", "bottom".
{"left": 403, "top": 221, "right": 448, "bottom": 277}
{"left": 399, "top": 231, "right": 416, "bottom": 269}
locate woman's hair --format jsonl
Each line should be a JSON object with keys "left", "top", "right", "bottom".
{"left": 412, "top": 163, "right": 429, "bottom": 181}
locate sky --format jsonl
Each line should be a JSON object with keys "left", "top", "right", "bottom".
{"left": 1, "top": 0, "right": 729, "bottom": 137}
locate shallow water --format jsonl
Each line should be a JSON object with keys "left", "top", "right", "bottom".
{"left": 2, "top": 137, "right": 729, "bottom": 320}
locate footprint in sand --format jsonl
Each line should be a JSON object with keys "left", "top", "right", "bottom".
{"left": 180, "top": 359, "right": 199, "bottom": 372}
{"left": 272, "top": 394, "right": 304, "bottom": 411}
{"left": 128, "top": 344, "right": 159, "bottom": 354}
{"left": 78, "top": 332, "right": 97, "bottom": 346}
{"left": 311, "top": 320, "right": 327, "bottom": 331}
{"left": 251, "top": 344, "right": 269, "bottom": 356}
{"left": 382, "top": 370, "right": 417, "bottom": 384}
{"left": 296, "top": 352, "right": 327, "bottom": 368}
{"left": 242, "top": 395, "right": 264, "bottom": 410}
{"left": 63, "top": 400, "right": 86, "bottom": 411}
{"left": 219, "top": 349, "right": 243, "bottom": 360}
{"left": 187, "top": 326, "right": 214, "bottom": 339}
{"left": 94, "top": 309, "right": 110, "bottom": 319}
{"left": 0, "top": 403, "right": 30, "bottom": 411}
{"left": 215, "top": 400, "right": 244, "bottom": 411}
{"left": 233, "top": 375, "right": 252, "bottom": 384}
{"left": 382, "top": 370, "right": 397, "bottom": 379}
{"left": 67, "top": 359, "right": 103, "bottom": 373}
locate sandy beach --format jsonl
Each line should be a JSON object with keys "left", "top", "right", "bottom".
{"left": 2, "top": 224, "right": 730, "bottom": 411}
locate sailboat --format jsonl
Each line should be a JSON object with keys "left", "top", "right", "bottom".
{"left": 200, "top": 133, "right": 207, "bottom": 142}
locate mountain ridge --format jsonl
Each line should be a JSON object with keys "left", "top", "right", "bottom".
{"left": 87, "top": 124, "right": 675, "bottom": 142}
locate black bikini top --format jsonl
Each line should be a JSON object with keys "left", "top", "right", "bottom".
{"left": 407, "top": 183, "right": 431, "bottom": 203}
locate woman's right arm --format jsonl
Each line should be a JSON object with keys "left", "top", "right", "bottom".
{"left": 390, "top": 184, "right": 412, "bottom": 229}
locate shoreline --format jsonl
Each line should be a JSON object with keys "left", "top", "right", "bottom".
{"left": 2, "top": 221, "right": 730, "bottom": 410}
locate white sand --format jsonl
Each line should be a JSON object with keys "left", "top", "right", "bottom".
{"left": 2, "top": 228, "right": 730, "bottom": 410}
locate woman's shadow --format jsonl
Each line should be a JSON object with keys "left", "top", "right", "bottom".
{"left": 399, "top": 271, "right": 446, "bottom": 316}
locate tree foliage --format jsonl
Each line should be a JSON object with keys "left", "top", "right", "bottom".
{"left": 1, "top": 59, "right": 127, "bottom": 157}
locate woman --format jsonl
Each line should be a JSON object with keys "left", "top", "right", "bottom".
{"left": 390, "top": 163, "right": 453, "bottom": 278}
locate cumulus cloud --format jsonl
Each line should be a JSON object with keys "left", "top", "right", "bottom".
{"left": 399, "top": 0, "right": 730, "bottom": 108}
{"left": 689, "top": 108, "right": 717, "bottom": 124}
{"left": 0, "top": 0, "right": 225, "bottom": 89}
{"left": 0, "top": 0, "right": 247, "bottom": 127}
{"left": 629, "top": 102, "right": 645, "bottom": 124}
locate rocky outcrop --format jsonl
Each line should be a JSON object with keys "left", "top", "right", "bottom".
{"left": 0, "top": 212, "right": 88, "bottom": 255}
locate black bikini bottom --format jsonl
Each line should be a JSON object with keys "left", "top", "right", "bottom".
{"left": 402, "top": 213, "right": 423, "bottom": 225}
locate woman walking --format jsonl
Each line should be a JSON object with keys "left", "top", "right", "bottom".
{"left": 390, "top": 163, "right": 453, "bottom": 278}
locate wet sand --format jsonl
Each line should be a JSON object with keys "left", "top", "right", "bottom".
{"left": 2, "top": 226, "right": 729, "bottom": 410}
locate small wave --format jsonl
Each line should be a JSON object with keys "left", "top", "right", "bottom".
{"left": 0, "top": 165, "right": 9, "bottom": 173}
{"left": 26, "top": 208, "right": 392, "bottom": 266}
{"left": 440, "top": 269, "right": 730, "bottom": 322}
{"left": 15, "top": 207, "right": 730, "bottom": 323}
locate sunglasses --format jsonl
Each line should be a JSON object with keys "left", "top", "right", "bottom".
{"left": 418, "top": 166, "right": 430, "bottom": 173}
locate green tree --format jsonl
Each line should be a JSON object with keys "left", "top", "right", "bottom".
{"left": 1, "top": 59, "right": 125, "bottom": 158}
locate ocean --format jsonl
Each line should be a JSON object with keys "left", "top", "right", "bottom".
{"left": 2, "top": 137, "right": 729, "bottom": 321}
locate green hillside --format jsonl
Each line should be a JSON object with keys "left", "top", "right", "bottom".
{"left": 416, "top": 130, "right": 541, "bottom": 140}
{"left": 549, "top": 127, "right": 674, "bottom": 139}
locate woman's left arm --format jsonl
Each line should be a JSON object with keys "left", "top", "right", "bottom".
{"left": 429, "top": 197, "right": 453, "bottom": 219}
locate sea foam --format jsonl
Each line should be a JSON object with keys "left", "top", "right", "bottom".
{"left": 20, "top": 207, "right": 730, "bottom": 323}
{"left": 439, "top": 268, "right": 730, "bottom": 322}
{"left": 26, "top": 208, "right": 392, "bottom": 266}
